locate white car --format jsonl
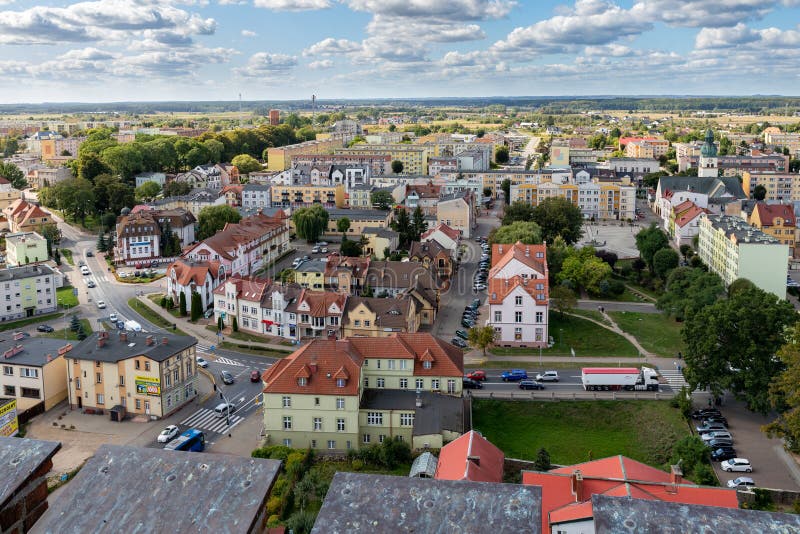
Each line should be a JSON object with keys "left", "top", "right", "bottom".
{"left": 196, "top": 356, "right": 209, "bottom": 368}
{"left": 727, "top": 476, "right": 755, "bottom": 489}
{"left": 157, "top": 425, "right": 180, "bottom": 443}
{"left": 96, "top": 300, "right": 106, "bottom": 309}
{"left": 536, "top": 371, "right": 560, "bottom": 382}
{"left": 473, "top": 283, "right": 487, "bottom": 291}
{"left": 109, "top": 312, "right": 118, "bottom": 323}
{"left": 119, "top": 271, "right": 128, "bottom": 278}
{"left": 80, "top": 266, "right": 90, "bottom": 275}
{"left": 721, "top": 458, "right": 752, "bottom": 473}
{"left": 701, "top": 431, "right": 733, "bottom": 442}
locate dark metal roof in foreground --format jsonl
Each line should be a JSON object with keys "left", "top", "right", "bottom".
{"left": 592, "top": 494, "right": 800, "bottom": 534}
{"left": 312, "top": 472, "right": 541, "bottom": 534}
{"left": 33, "top": 444, "right": 281, "bottom": 534}
{"left": 0, "top": 436, "right": 61, "bottom": 508}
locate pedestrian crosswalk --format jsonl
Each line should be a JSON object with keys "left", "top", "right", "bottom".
{"left": 197, "top": 343, "right": 214, "bottom": 353}
{"left": 215, "top": 356, "right": 244, "bottom": 367}
{"left": 181, "top": 408, "right": 244, "bottom": 434}
{"left": 660, "top": 369, "right": 689, "bottom": 389}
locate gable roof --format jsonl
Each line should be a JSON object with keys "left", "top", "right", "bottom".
{"left": 754, "top": 202, "right": 796, "bottom": 227}
{"left": 287, "top": 289, "right": 346, "bottom": 316}
{"left": 409, "top": 239, "right": 450, "bottom": 262}
{"left": 365, "top": 261, "right": 441, "bottom": 290}
{"left": 434, "top": 430, "right": 505, "bottom": 483}
{"left": 673, "top": 202, "right": 708, "bottom": 228}
{"left": 490, "top": 241, "right": 547, "bottom": 278}
{"left": 323, "top": 254, "right": 371, "bottom": 279}
{"left": 657, "top": 176, "right": 747, "bottom": 200}
{"left": 166, "top": 258, "right": 222, "bottom": 287}
{"left": 420, "top": 222, "right": 460, "bottom": 242}
{"left": 488, "top": 275, "right": 548, "bottom": 305}
{"left": 343, "top": 295, "right": 416, "bottom": 330}
{"left": 261, "top": 340, "right": 363, "bottom": 396}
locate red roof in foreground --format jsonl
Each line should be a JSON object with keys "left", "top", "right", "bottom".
{"left": 522, "top": 455, "right": 739, "bottom": 532}
{"left": 434, "top": 430, "right": 504, "bottom": 483}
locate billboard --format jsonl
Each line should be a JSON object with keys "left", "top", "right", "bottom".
{"left": 0, "top": 399, "right": 19, "bottom": 437}
{"left": 135, "top": 376, "right": 161, "bottom": 396}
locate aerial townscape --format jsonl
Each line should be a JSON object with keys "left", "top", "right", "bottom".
{"left": 5, "top": 1, "right": 800, "bottom": 533}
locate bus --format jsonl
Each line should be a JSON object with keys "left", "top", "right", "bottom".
{"left": 164, "top": 429, "right": 205, "bottom": 452}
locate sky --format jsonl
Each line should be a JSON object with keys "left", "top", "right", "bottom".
{"left": 1, "top": 0, "right": 799, "bottom": 103}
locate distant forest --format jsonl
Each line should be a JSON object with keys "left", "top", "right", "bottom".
{"left": 1, "top": 96, "right": 799, "bottom": 115}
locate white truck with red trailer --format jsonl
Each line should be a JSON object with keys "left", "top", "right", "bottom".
{"left": 581, "top": 367, "right": 660, "bottom": 391}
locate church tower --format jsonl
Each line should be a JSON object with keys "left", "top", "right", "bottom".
{"left": 698, "top": 129, "right": 718, "bottom": 177}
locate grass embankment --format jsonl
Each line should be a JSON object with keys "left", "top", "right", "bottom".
{"left": 0, "top": 312, "right": 63, "bottom": 332}
{"left": 473, "top": 399, "right": 688, "bottom": 468}
{"left": 609, "top": 311, "right": 685, "bottom": 359}
{"left": 40, "top": 319, "right": 92, "bottom": 341}
{"left": 60, "top": 249, "right": 74, "bottom": 265}
{"left": 127, "top": 298, "right": 188, "bottom": 336}
{"left": 490, "top": 313, "right": 638, "bottom": 358}
{"left": 56, "top": 286, "right": 78, "bottom": 308}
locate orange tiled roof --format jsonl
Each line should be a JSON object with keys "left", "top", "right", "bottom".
{"left": 420, "top": 223, "right": 460, "bottom": 242}
{"left": 490, "top": 241, "right": 547, "bottom": 278}
{"left": 434, "top": 430, "right": 504, "bottom": 483}
{"left": 488, "top": 275, "right": 548, "bottom": 305}
{"left": 755, "top": 202, "right": 796, "bottom": 227}
{"left": 167, "top": 259, "right": 222, "bottom": 287}
{"left": 289, "top": 289, "right": 346, "bottom": 316}
{"left": 674, "top": 204, "right": 708, "bottom": 228}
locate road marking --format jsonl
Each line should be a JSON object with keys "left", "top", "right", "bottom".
{"left": 214, "top": 356, "right": 245, "bottom": 367}
{"left": 197, "top": 343, "right": 213, "bottom": 353}
{"left": 660, "top": 369, "right": 690, "bottom": 389}
{"left": 180, "top": 408, "right": 245, "bottom": 434}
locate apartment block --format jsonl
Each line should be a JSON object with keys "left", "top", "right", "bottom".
{"left": 742, "top": 172, "right": 800, "bottom": 202}
{"left": 0, "top": 264, "right": 57, "bottom": 321}
{"left": 5, "top": 232, "right": 48, "bottom": 266}
{"left": 270, "top": 183, "right": 345, "bottom": 208}
{"left": 335, "top": 145, "right": 429, "bottom": 175}
{"left": 510, "top": 182, "right": 636, "bottom": 220}
{"left": 267, "top": 138, "right": 345, "bottom": 171}
{"left": 0, "top": 335, "right": 69, "bottom": 413}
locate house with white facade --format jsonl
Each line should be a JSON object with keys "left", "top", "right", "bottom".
{"left": 419, "top": 223, "right": 460, "bottom": 254}
{"left": 241, "top": 183, "right": 272, "bottom": 210}
{"left": 669, "top": 200, "right": 708, "bottom": 246}
{"left": 166, "top": 259, "right": 226, "bottom": 312}
{"left": 653, "top": 176, "right": 747, "bottom": 230}
{"left": 488, "top": 242, "right": 549, "bottom": 347}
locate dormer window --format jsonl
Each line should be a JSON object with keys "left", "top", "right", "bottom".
{"left": 423, "top": 361, "right": 432, "bottom": 370}
{"left": 336, "top": 378, "right": 346, "bottom": 388}
{"left": 298, "top": 377, "right": 307, "bottom": 387}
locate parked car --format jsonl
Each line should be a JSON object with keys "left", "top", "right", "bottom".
{"left": 86, "top": 280, "right": 96, "bottom": 288}
{"left": 711, "top": 447, "right": 738, "bottom": 461}
{"left": 196, "top": 356, "right": 209, "bottom": 368}
{"left": 80, "top": 266, "right": 90, "bottom": 275}
{"left": 321, "top": 247, "right": 328, "bottom": 253}
{"left": 220, "top": 371, "right": 235, "bottom": 384}
{"left": 702, "top": 416, "right": 729, "bottom": 427}
{"left": 473, "top": 283, "right": 487, "bottom": 291}
{"left": 461, "top": 318, "right": 475, "bottom": 328}
{"left": 519, "top": 380, "right": 545, "bottom": 390}
{"left": 455, "top": 330, "right": 468, "bottom": 340}
{"left": 96, "top": 300, "right": 106, "bottom": 309}
{"left": 311, "top": 246, "right": 321, "bottom": 253}
{"left": 250, "top": 370, "right": 261, "bottom": 382}
{"left": 86, "top": 251, "right": 94, "bottom": 257}
{"left": 535, "top": 371, "right": 560, "bottom": 382}
{"left": 705, "top": 438, "right": 734, "bottom": 449}
{"left": 109, "top": 312, "right": 118, "bottom": 322}
{"left": 118, "top": 271, "right": 129, "bottom": 278}
{"left": 466, "top": 370, "right": 486, "bottom": 381}
{"left": 116, "top": 321, "right": 125, "bottom": 330}
{"left": 78, "top": 260, "right": 86, "bottom": 267}
{"left": 721, "top": 458, "right": 752, "bottom": 473}
{"left": 696, "top": 422, "right": 727, "bottom": 433}
{"left": 450, "top": 338, "right": 468, "bottom": 348}
{"left": 501, "top": 369, "right": 528, "bottom": 382}
{"left": 691, "top": 409, "right": 721, "bottom": 420}
{"left": 316, "top": 241, "right": 328, "bottom": 247}
{"left": 726, "top": 476, "right": 755, "bottom": 489}
{"left": 463, "top": 377, "right": 483, "bottom": 389}
{"left": 36, "top": 324, "right": 54, "bottom": 333}
{"left": 204, "top": 308, "right": 215, "bottom": 319}
{"left": 471, "top": 298, "right": 481, "bottom": 309}
{"left": 701, "top": 431, "right": 733, "bottom": 442}
{"left": 150, "top": 260, "right": 158, "bottom": 268}
{"left": 157, "top": 425, "right": 180, "bottom": 443}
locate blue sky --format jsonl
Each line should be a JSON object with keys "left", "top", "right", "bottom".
{"left": 1, "top": 0, "right": 799, "bottom": 102}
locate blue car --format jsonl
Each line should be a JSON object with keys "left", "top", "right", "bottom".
{"left": 501, "top": 369, "right": 528, "bottom": 382}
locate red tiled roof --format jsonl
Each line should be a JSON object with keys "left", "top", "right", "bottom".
{"left": 167, "top": 259, "right": 222, "bottom": 287}
{"left": 754, "top": 202, "right": 796, "bottom": 227}
{"left": 262, "top": 341, "right": 362, "bottom": 396}
{"left": 487, "top": 276, "right": 547, "bottom": 305}
{"left": 672, "top": 200, "right": 694, "bottom": 214}
{"left": 211, "top": 274, "right": 271, "bottom": 301}
{"left": 674, "top": 204, "right": 707, "bottom": 228}
{"left": 434, "top": 430, "right": 504, "bottom": 483}
{"left": 490, "top": 241, "right": 547, "bottom": 278}
{"left": 290, "top": 289, "right": 346, "bottom": 317}
{"left": 420, "top": 223, "right": 460, "bottom": 242}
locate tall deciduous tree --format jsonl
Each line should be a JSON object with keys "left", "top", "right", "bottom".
{"left": 532, "top": 197, "right": 584, "bottom": 245}
{"left": 550, "top": 286, "right": 577, "bottom": 318}
{"left": 683, "top": 286, "right": 795, "bottom": 414}
{"left": 557, "top": 247, "right": 612, "bottom": 296}
{"left": 197, "top": 205, "right": 242, "bottom": 240}
{"left": 489, "top": 221, "right": 543, "bottom": 245}
{"left": 292, "top": 204, "right": 329, "bottom": 243}
{"left": 231, "top": 154, "right": 262, "bottom": 174}
{"left": 635, "top": 224, "right": 670, "bottom": 273}
{"left": 500, "top": 178, "right": 511, "bottom": 201}
{"left": 135, "top": 181, "right": 161, "bottom": 202}
{"left": 336, "top": 217, "right": 351, "bottom": 237}
{"left": 765, "top": 324, "right": 800, "bottom": 451}
{"left": 163, "top": 181, "right": 191, "bottom": 197}
{"left": 656, "top": 267, "right": 724, "bottom": 321}
{"left": 467, "top": 326, "right": 495, "bottom": 357}
{"left": 653, "top": 248, "right": 679, "bottom": 279}
{"left": 0, "top": 162, "right": 27, "bottom": 189}
{"left": 495, "top": 145, "right": 509, "bottom": 164}
{"left": 371, "top": 190, "right": 393, "bottom": 210}
{"left": 391, "top": 160, "right": 404, "bottom": 174}
{"left": 502, "top": 201, "right": 536, "bottom": 225}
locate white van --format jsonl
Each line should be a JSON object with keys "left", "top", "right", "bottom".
{"left": 80, "top": 265, "right": 90, "bottom": 275}
{"left": 213, "top": 403, "right": 237, "bottom": 418}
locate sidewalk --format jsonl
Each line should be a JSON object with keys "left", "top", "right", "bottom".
{"left": 135, "top": 294, "right": 294, "bottom": 353}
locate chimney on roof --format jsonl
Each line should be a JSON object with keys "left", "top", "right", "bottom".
{"left": 570, "top": 470, "right": 583, "bottom": 502}
{"left": 162, "top": 337, "right": 168, "bottom": 345}
{"left": 46, "top": 354, "right": 53, "bottom": 362}
{"left": 119, "top": 331, "right": 127, "bottom": 343}
{"left": 670, "top": 464, "right": 683, "bottom": 487}
{"left": 145, "top": 335, "right": 154, "bottom": 346}
{"left": 525, "top": 246, "right": 530, "bottom": 257}
{"left": 415, "top": 388, "right": 423, "bottom": 408}
{"left": 97, "top": 337, "right": 106, "bottom": 348}
{"left": 467, "top": 455, "right": 481, "bottom": 466}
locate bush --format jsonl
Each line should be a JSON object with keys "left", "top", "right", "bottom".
{"left": 267, "top": 515, "right": 281, "bottom": 528}
{"left": 159, "top": 296, "right": 166, "bottom": 308}
{"left": 351, "top": 459, "right": 364, "bottom": 471}
{"left": 166, "top": 297, "right": 174, "bottom": 309}
{"left": 534, "top": 448, "right": 551, "bottom": 471}
{"left": 232, "top": 317, "right": 238, "bottom": 332}
{"left": 285, "top": 511, "right": 317, "bottom": 534}
{"left": 692, "top": 464, "right": 718, "bottom": 486}
{"left": 266, "top": 496, "right": 282, "bottom": 516}
{"left": 251, "top": 445, "right": 294, "bottom": 461}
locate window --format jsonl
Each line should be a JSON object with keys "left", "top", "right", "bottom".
{"left": 354, "top": 320, "right": 361, "bottom": 327}
{"left": 283, "top": 438, "right": 292, "bottom": 447}
{"left": 536, "top": 312, "right": 543, "bottom": 323}
{"left": 399, "top": 360, "right": 407, "bottom": 370}
{"left": 282, "top": 396, "right": 291, "bottom": 408}
{"left": 415, "top": 378, "right": 423, "bottom": 389}
{"left": 283, "top": 416, "right": 292, "bottom": 430}
{"left": 494, "top": 311, "right": 502, "bottom": 322}
{"left": 377, "top": 378, "right": 385, "bottom": 388}
{"left": 119, "top": 376, "right": 125, "bottom": 386}
{"left": 363, "top": 434, "right": 371, "bottom": 444}
{"left": 173, "top": 369, "right": 179, "bottom": 383}
{"left": 336, "top": 397, "right": 345, "bottom": 409}
{"left": 2, "top": 366, "right": 12, "bottom": 376}
{"left": 400, "top": 413, "right": 414, "bottom": 426}
{"left": 311, "top": 440, "right": 317, "bottom": 448}
{"left": 364, "top": 377, "right": 369, "bottom": 388}
{"left": 400, "top": 378, "right": 408, "bottom": 389}
{"left": 20, "top": 368, "right": 39, "bottom": 379}
{"left": 431, "top": 379, "right": 440, "bottom": 390}
{"left": 96, "top": 394, "right": 105, "bottom": 405}
{"left": 515, "top": 295, "right": 523, "bottom": 305}
{"left": 144, "top": 362, "right": 150, "bottom": 371}
{"left": 367, "top": 412, "right": 383, "bottom": 425}
{"left": 387, "top": 360, "right": 395, "bottom": 369}
{"left": 95, "top": 372, "right": 102, "bottom": 384}
{"left": 379, "top": 434, "right": 386, "bottom": 443}
{"left": 337, "top": 418, "right": 345, "bottom": 432}
{"left": 447, "top": 379, "right": 456, "bottom": 394}
{"left": 327, "top": 440, "right": 336, "bottom": 450}
{"left": 75, "top": 378, "right": 81, "bottom": 390}
{"left": 297, "top": 377, "right": 307, "bottom": 387}
{"left": 135, "top": 360, "right": 140, "bottom": 370}
{"left": 376, "top": 360, "right": 381, "bottom": 369}
{"left": 135, "top": 399, "right": 141, "bottom": 409}
{"left": 423, "top": 361, "right": 432, "bottom": 370}
{"left": 3, "top": 385, "right": 14, "bottom": 396}
{"left": 313, "top": 417, "right": 322, "bottom": 431}
{"left": 336, "top": 378, "right": 346, "bottom": 388}
{"left": 314, "top": 397, "right": 320, "bottom": 406}
{"left": 515, "top": 311, "right": 523, "bottom": 323}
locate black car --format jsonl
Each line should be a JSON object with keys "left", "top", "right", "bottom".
{"left": 691, "top": 409, "right": 721, "bottom": 420}
{"left": 463, "top": 377, "right": 483, "bottom": 389}
{"left": 702, "top": 416, "right": 729, "bottom": 427}
{"left": 220, "top": 371, "right": 235, "bottom": 385}
{"left": 711, "top": 447, "right": 737, "bottom": 461}
{"left": 451, "top": 338, "right": 468, "bottom": 348}
{"left": 36, "top": 324, "right": 54, "bottom": 333}
{"left": 86, "top": 251, "right": 94, "bottom": 257}
{"left": 519, "top": 380, "right": 545, "bottom": 390}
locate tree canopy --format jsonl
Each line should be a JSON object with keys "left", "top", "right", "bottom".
{"left": 135, "top": 181, "right": 161, "bottom": 202}
{"left": 468, "top": 326, "right": 495, "bottom": 357}
{"left": 197, "top": 205, "right": 242, "bottom": 240}
{"left": 557, "top": 246, "right": 612, "bottom": 296}
{"left": 653, "top": 248, "right": 680, "bottom": 279}
{"left": 656, "top": 267, "right": 724, "bottom": 321}
{"left": 231, "top": 154, "right": 262, "bottom": 174}
{"left": 371, "top": 190, "right": 394, "bottom": 210}
{"left": 0, "top": 162, "right": 27, "bottom": 190}
{"left": 635, "top": 224, "right": 670, "bottom": 273}
{"left": 495, "top": 145, "right": 509, "bottom": 164}
{"left": 293, "top": 204, "right": 329, "bottom": 243}
{"left": 391, "top": 160, "right": 404, "bottom": 174}
{"left": 765, "top": 324, "right": 800, "bottom": 452}
{"left": 531, "top": 197, "right": 583, "bottom": 245}
{"left": 502, "top": 201, "right": 536, "bottom": 225}
{"left": 489, "top": 220, "right": 543, "bottom": 245}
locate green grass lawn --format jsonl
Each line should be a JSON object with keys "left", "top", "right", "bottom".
{"left": 205, "top": 324, "right": 286, "bottom": 344}
{"left": 41, "top": 319, "right": 92, "bottom": 340}
{"left": 219, "top": 341, "right": 292, "bottom": 357}
{"left": 0, "top": 312, "right": 63, "bottom": 332}
{"left": 609, "top": 311, "right": 685, "bottom": 359}
{"left": 472, "top": 399, "right": 688, "bottom": 468}
{"left": 56, "top": 286, "right": 78, "bottom": 308}
{"left": 60, "top": 249, "right": 74, "bottom": 266}
{"left": 127, "top": 298, "right": 189, "bottom": 336}
{"left": 490, "top": 313, "right": 638, "bottom": 358}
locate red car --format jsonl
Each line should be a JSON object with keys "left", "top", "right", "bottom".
{"left": 465, "top": 370, "right": 487, "bottom": 381}
{"left": 250, "top": 370, "right": 261, "bottom": 382}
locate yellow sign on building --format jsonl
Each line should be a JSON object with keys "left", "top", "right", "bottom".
{"left": 0, "top": 399, "right": 19, "bottom": 437}
{"left": 135, "top": 376, "right": 161, "bottom": 396}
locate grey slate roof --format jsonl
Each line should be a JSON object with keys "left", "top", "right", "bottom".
{"left": 34, "top": 444, "right": 281, "bottom": 534}
{"left": 658, "top": 176, "right": 747, "bottom": 200}
{"left": 312, "top": 472, "right": 542, "bottom": 534}
{"left": 359, "top": 389, "right": 464, "bottom": 436}
{"left": 0, "top": 436, "right": 61, "bottom": 510}
{"left": 705, "top": 214, "right": 779, "bottom": 244}
{"left": 591, "top": 494, "right": 800, "bottom": 534}
{"left": 0, "top": 264, "right": 54, "bottom": 284}
{"left": 326, "top": 208, "right": 390, "bottom": 221}
{"left": 69, "top": 332, "right": 197, "bottom": 364}
{"left": 0, "top": 336, "right": 69, "bottom": 367}
{"left": 362, "top": 226, "right": 399, "bottom": 239}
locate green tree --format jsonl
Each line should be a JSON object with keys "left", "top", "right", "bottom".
{"left": 753, "top": 184, "right": 767, "bottom": 200}
{"left": 231, "top": 154, "right": 262, "bottom": 174}
{"left": 502, "top": 201, "right": 536, "bottom": 225}
{"left": 500, "top": 178, "right": 511, "bottom": 201}
{"left": 390, "top": 207, "right": 412, "bottom": 248}
{"left": 411, "top": 206, "right": 427, "bottom": 242}
{"left": 495, "top": 145, "right": 509, "bottom": 164}
{"left": 531, "top": 197, "right": 584, "bottom": 245}
{"left": 653, "top": 248, "right": 679, "bottom": 279}
{"left": 391, "top": 160, "right": 404, "bottom": 174}
{"left": 163, "top": 181, "right": 191, "bottom": 197}
{"left": 558, "top": 247, "right": 612, "bottom": 296}
{"left": 40, "top": 223, "right": 60, "bottom": 256}
{"left": 340, "top": 237, "right": 362, "bottom": 256}
{"left": 534, "top": 448, "right": 552, "bottom": 471}
{"left": 362, "top": 283, "right": 374, "bottom": 297}
{"left": 669, "top": 436, "right": 712, "bottom": 484}
{"left": 550, "top": 286, "right": 577, "bottom": 318}
{"left": 135, "top": 181, "right": 161, "bottom": 202}
{"left": 336, "top": 217, "right": 351, "bottom": 237}
{"left": 179, "top": 292, "right": 187, "bottom": 317}
{"left": 371, "top": 190, "right": 394, "bottom": 210}
{"left": 656, "top": 267, "right": 724, "bottom": 321}
{"left": 489, "top": 221, "right": 543, "bottom": 245}
{"left": 101, "top": 143, "right": 144, "bottom": 180}
{"left": 232, "top": 316, "right": 239, "bottom": 332}
{"left": 546, "top": 236, "right": 570, "bottom": 282}
{"left": 635, "top": 224, "right": 670, "bottom": 273}
{"left": 203, "top": 139, "right": 225, "bottom": 163}
{"left": 765, "top": 324, "right": 800, "bottom": 452}
{"left": 190, "top": 291, "right": 202, "bottom": 322}
{"left": 51, "top": 177, "right": 95, "bottom": 225}
{"left": 467, "top": 326, "right": 495, "bottom": 357}
{"left": 728, "top": 278, "right": 756, "bottom": 296}
{"left": 0, "top": 162, "right": 27, "bottom": 189}
{"left": 97, "top": 233, "right": 107, "bottom": 253}
{"left": 683, "top": 286, "right": 795, "bottom": 414}
{"left": 292, "top": 205, "right": 330, "bottom": 243}
{"left": 197, "top": 205, "right": 242, "bottom": 240}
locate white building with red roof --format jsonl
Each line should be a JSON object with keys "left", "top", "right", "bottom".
{"left": 420, "top": 222, "right": 461, "bottom": 253}
{"left": 488, "top": 241, "right": 549, "bottom": 347}
{"left": 260, "top": 333, "right": 465, "bottom": 451}
{"left": 166, "top": 258, "right": 225, "bottom": 312}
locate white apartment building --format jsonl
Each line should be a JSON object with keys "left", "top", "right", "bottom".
{"left": 0, "top": 265, "right": 58, "bottom": 321}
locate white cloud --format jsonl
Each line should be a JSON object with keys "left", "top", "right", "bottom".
{"left": 253, "top": 0, "right": 332, "bottom": 10}
{"left": 241, "top": 29, "right": 257, "bottom": 37}
{"left": 346, "top": 0, "right": 516, "bottom": 20}
{"left": 303, "top": 38, "right": 362, "bottom": 56}
{"left": 308, "top": 59, "right": 333, "bottom": 69}
{"left": 695, "top": 22, "right": 800, "bottom": 48}
{"left": 632, "top": 0, "right": 775, "bottom": 28}
{"left": 236, "top": 52, "right": 298, "bottom": 77}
